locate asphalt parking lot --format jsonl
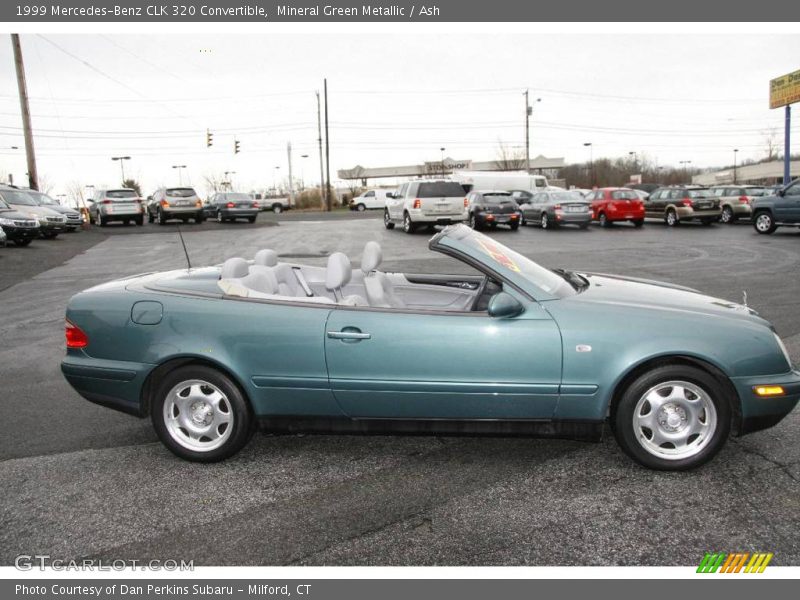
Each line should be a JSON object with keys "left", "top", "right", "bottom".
{"left": 1, "top": 214, "right": 799, "bottom": 566}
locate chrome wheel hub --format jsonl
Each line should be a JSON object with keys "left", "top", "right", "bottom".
{"left": 163, "top": 379, "right": 233, "bottom": 452}
{"left": 755, "top": 214, "right": 771, "bottom": 231}
{"left": 633, "top": 380, "right": 717, "bottom": 460}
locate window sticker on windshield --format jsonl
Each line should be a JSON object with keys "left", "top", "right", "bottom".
{"left": 476, "top": 238, "right": 521, "bottom": 273}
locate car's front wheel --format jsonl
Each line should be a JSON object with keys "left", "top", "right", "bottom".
{"left": 152, "top": 365, "right": 255, "bottom": 462}
{"left": 753, "top": 211, "right": 777, "bottom": 235}
{"left": 720, "top": 206, "right": 735, "bottom": 224}
{"left": 613, "top": 364, "right": 731, "bottom": 470}
{"left": 403, "top": 212, "right": 415, "bottom": 234}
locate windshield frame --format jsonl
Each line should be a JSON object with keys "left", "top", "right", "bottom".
{"left": 430, "top": 225, "right": 578, "bottom": 301}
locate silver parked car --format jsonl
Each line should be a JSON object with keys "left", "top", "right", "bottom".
{"left": 147, "top": 187, "right": 204, "bottom": 225}
{"left": 709, "top": 185, "right": 766, "bottom": 224}
{"left": 89, "top": 188, "right": 145, "bottom": 226}
{"left": 205, "top": 192, "right": 260, "bottom": 223}
{"left": 519, "top": 190, "right": 592, "bottom": 229}
{"left": 26, "top": 189, "right": 83, "bottom": 232}
{"left": 0, "top": 185, "right": 67, "bottom": 238}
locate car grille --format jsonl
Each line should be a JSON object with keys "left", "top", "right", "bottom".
{"left": 65, "top": 213, "right": 82, "bottom": 222}
{"left": 46, "top": 215, "right": 66, "bottom": 223}
{"left": 14, "top": 220, "right": 38, "bottom": 228}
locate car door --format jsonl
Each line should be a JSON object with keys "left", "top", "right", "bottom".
{"left": 775, "top": 181, "right": 800, "bottom": 222}
{"left": 645, "top": 190, "right": 661, "bottom": 216}
{"left": 323, "top": 294, "right": 563, "bottom": 419}
{"left": 523, "top": 193, "right": 542, "bottom": 221}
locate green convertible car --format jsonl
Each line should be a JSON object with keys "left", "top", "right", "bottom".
{"left": 60, "top": 225, "right": 799, "bottom": 470}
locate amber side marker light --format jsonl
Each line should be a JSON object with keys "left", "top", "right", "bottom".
{"left": 754, "top": 385, "right": 785, "bottom": 397}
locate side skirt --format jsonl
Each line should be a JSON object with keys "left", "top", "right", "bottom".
{"left": 257, "top": 416, "right": 604, "bottom": 442}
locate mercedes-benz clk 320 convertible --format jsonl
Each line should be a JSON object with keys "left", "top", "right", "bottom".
{"left": 60, "top": 225, "right": 799, "bottom": 470}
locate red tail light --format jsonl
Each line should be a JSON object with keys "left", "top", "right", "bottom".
{"left": 65, "top": 319, "right": 88, "bottom": 348}
{"left": 553, "top": 204, "right": 562, "bottom": 210}
{"left": 681, "top": 199, "right": 692, "bottom": 207}
{"left": 252, "top": 202, "right": 259, "bottom": 209}
{"left": 101, "top": 199, "right": 112, "bottom": 205}
{"left": 413, "top": 199, "right": 421, "bottom": 209}
{"left": 226, "top": 202, "right": 235, "bottom": 208}
{"left": 739, "top": 196, "right": 749, "bottom": 204}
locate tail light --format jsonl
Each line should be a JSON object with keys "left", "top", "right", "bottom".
{"left": 681, "top": 199, "right": 692, "bottom": 207}
{"left": 413, "top": 199, "right": 421, "bottom": 209}
{"left": 226, "top": 202, "right": 235, "bottom": 208}
{"left": 463, "top": 198, "right": 469, "bottom": 208}
{"left": 160, "top": 199, "right": 170, "bottom": 208}
{"left": 739, "top": 196, "right": 749, "bottom": 204}
{"left": 252, "top": 202, "right": 259, "bottom": 209}
{"left": 101, "top": 199, "right": 112, "bottom": 205}
{"left": 553, "top": 204, "right": 562, "bottom": 210}
{"left": 65, "top": 319, "right": 88, "bottom": 348}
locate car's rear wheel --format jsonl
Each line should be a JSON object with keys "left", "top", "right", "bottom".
{"left": 14, "top": 239, "right": 32, "bottom": 247}
{"left": 753, "top": 211, "right": 777, "bottom": 235}
{"left": 720, "top": 206, "right": 735, "bottom": 224}
{"left": 248, "top": 216, "right": 257, "bottom": 223}
{"left": 541, "top": 213, "right": 552, "bottom": 229}
{"left": 148, "top": 211, "right": 155, "bottom": 223}
{"left": 700, "top": 217, "right": 715, "bottom": 226}
{"left": 469, "top": 213, "right": 478, "bottom": 230}
{"left": 152, "top": 365, "right": 255, "bottom": 462}
{"left": 665, "top": 209, "right": 678, "bottom": 227}
{"left": 135, "top": 216, "right": 144, "bottom": 226}
{"left": 98, "top": 215, "right": 107, "bottom": 227}
{"left": 510, "top": 223, "right": 519, "bottom": 231}
{"left": 613, "top": 364, "right": 730, "bottom": 470}
{"left": 383, "top": 209, "right": 395, "bottom": 230}
{"left": 403, "top": 212, "right": 415, "bottom": 234}
{"left": 158, "top": 210, "right": 167, "bottom": 226}
{"left": 633, "top": 219, "right": 644, "bottom": 228}
{"left": 272, "top": 204, "right": 282, "bottom": 214}
{"left": 599, "top": 212, "right": 610, "bottom": 227}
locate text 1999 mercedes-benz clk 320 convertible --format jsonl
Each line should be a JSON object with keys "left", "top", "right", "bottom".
{"left": 61, "top": 225, "right": 799, "bottom": 470}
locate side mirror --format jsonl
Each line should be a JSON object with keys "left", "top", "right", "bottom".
{"left": 386, "top": 193, "right": 395, "bottom": 199}
{"left": 487, "top": 292, "right": 524, "bottom": 319}
{"left": 147, "top": 195, "right": 153, "bottom": 201}
{"left": 776, "top": 188, "right": 785, "bottom": 197}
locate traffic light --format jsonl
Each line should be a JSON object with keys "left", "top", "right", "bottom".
{"left": 234, "top": 139, "right": 240, "bottom": 154}
{"left": 206, "top": 129, "right": 213, "bottom": 148}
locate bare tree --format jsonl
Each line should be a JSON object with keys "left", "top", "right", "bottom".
{"left": 763, "top": 127, "right": 779, "bottom": 161}
{"left": 202, "top": 171, "right": 226, "bottom": 196}
{"left": 493, "top": 141, "right": 527, "bottom": 171}
{"left": 37, "top": 173, "right": 55, "bottom": 194}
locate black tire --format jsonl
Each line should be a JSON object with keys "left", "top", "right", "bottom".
{"left": 469, "top": 213, "right": 479, "bottom": 230}
{"left": 665, "top": 209, "right": 679, "bottom": 227}
{"left": 633, "top": 219, "right": 644, "bottom": 228}
{"left": 753, "top": 211, "right": 777, "bottom": 235}
{"left": 123, "top": 220, "right": 131, "bottom": 226}
{"left": 248, "top": 216, "right": 257, "bottom": 223}
{"left": 158, "top": 209, "right": 167, "bottom": 226}
{"left": 720, "top": 206, "right": 736, "bottom": 224}
{"left": 403, "top": 212, "right": 416, "bottom": 234}
{"left": 510, "top": 223, "right": 519, "bottom": 231}
{"left": 98, "top": 215, "right": 107, "bottom": 227}
{"left": 272, "top": 204, "right": 283, "bottom": 214}
{"left": 151, "top": 365, "right": 255, "bottom": 463}
{"left": 383, "top": 209, "right": 395, "bottom": 230}
{"left": 356, "top": 203, "right": 366, "bottom": 212}
{"left": 217, "top": 210, "right": 224, "bottom": 223}
{"left": 700, "top": 218, "right": 715, "bottom": 226}
{"left": 578, "top": 222, "right": 589, "bottom": 230}
{"left": 195, "top": 213, "right": 205, "bottom": 224}
{"left": 612, "top": 364, "right": 731, "bottom": 471}
{"left": 148, "top": 211, "right": 155, "bottom": 224}
{"left": 135, "top": 216, "right": 144, "bottom": 226}
{"left": 541, "top": 212, "right": 556, "bottom": 229}
{"left": 599, "top": 212, "right": 611, "bottom": 228}
{"left": 14, "top": 239, "right": 32, "bottom": 247}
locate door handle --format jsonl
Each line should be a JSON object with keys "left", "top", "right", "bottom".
{"left": 327, "top": 330, "right": 371, "bottom": 340}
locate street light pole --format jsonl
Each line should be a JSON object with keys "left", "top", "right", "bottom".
{"left": 300, "top": 154, "right": 309, "bottom": 191}
{"left": 112, "top": 156, "right": 131, "bottom": 184}
{"left": 629, "top": 151, "right": 637, "bottom": 177}
{"left": 583, "top": 142, "right": 593, "bottom": 187}
{"left": 440, "top": 147, "right": 446, "bottom": 177}
{"left": 733, "top": 149, "right": 739, "bottom": 184}
{"left": 172, "top": 164, "right": 187, "bottom": 186}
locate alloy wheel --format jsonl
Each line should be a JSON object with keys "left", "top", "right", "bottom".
{"left": 163, "top": 379, "right": 234, "bottom": 452}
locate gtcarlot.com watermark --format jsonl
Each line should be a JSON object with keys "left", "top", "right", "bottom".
{"left": 15, "top": 554, "right": 194, "bottom": 571}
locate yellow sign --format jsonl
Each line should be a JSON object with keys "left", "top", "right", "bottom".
{"left": 770, "top": 69, "right": 800, "bottom": 109}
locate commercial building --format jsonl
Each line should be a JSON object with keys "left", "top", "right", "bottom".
{"left": 693, "top": 159, "right": 799, "bottom": 186}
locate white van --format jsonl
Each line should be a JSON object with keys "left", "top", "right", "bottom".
{"left": 350, "top": 189, "right": 392, "bottom": 211}
{"left": 451, "top": 170, "right": 549, "bottom": 194}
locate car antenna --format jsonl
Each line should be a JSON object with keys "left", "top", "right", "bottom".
{"left": 176, "top": 223, "right": 192, "bottom": 271}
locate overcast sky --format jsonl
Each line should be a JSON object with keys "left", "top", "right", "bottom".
{"left": 0, "top": 33, "right": 798, "bottom": 199}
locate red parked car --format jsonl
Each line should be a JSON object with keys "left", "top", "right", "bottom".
{"left": 586, "top": 187, "right": 646, "bottom": 227}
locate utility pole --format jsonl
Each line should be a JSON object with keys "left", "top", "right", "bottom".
{"left": 524, "top": 89, "right": 530, "bottom": 175}
{"left": 785, "top": 105, "right": 792, "bottom": 185}
{"left": 324, "top": 78, "right": 331, "bottom": 212}
{"left": 316, "top": 91, "right": 325, "bottom": 210}
{"left": 733, "top": 149, "right": 739, "bottom": 184}
{"left": 287, "top": 141, "right": 295, "bottom": 209}
{"left": 11, "top": 34, "right": 39, "bottom": 190}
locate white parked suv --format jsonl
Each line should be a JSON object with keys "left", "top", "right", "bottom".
{"left": 350, "top": 189, "right": 392, "bottom": 211}
{"left": 384, "top": 180, "right": 468, "bottom": 233}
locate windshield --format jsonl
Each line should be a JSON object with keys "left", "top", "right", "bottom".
{"left": 166, "top": 188, "right": 198, "bottom": 198}
{"left": 483, "top": 193, "right": 514, "bottom": 204}
{"left": 0, "top": 189, "right": 37, "bottom": 205}
{"left": 418, "top": 182, "right": 466, "bottom": 198}
{"left": 106, "top": 189, "right": 138, "bottom": 200}
{"left": 222, "top": 193, "right": 252, "bottom": 202}
{"left": 551, "top": 191, "right": 586, "bottom": 203}
{"left": 29, "top": 191, "right": 57, "bottom": 206}
{"left": 611, "top": 190, "right": 638, "bottom": 200}
{"left": 0, "top": 198, "right": 10, "bottom": 210}
{"left": 434, "top": 226, "right": 577, "bottom": 299}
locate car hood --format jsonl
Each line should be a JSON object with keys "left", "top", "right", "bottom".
{"left": 6, "top": 203, "right": 62, "bottom": 217}
{"left": 41, "top": 204, "right": 80, "bottom": 216}
{"left": 0, "top": 208, "right": 40, "bottom": 221}
{"left": 577, "top": 272, "right": 765, "bottom": 324}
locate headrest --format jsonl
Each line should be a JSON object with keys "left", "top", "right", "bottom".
{"left": 361, "top": 241, "right": 383, "bottom": 273}
{"left": 241, "top": 269, "right": 279, "bottom": 295}
{"left": 220, "top": 257, "right": 249, "bottom": 279}
{"left": 254, "top": 248, "right": 279, "bottom": 267}
{"left": 326, "top": 252, "right": 352, "bottom": 291}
